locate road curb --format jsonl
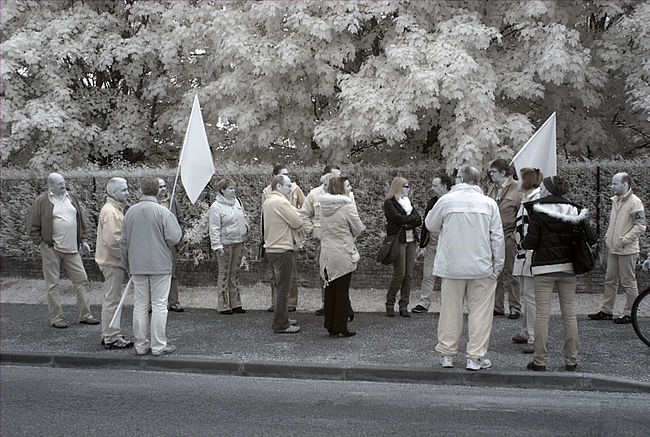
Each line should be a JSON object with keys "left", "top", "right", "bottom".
{"left": 2, "top": 351, "right": 649, "bottom": 394}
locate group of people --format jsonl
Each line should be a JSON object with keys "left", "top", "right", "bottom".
{"left": 28, "top": 162, "right": 646, "bottom": 369}
{"left": 383, "top": 162, "right": 645, "bottom": 372}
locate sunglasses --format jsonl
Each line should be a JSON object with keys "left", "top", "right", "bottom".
{"left": 403, "top": 185, "right": 409, "bottom": 188}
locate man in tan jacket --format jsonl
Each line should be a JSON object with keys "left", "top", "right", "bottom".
{"left": 261, "top": 164, "right": 305, "bottom": 312}
{"left": 589, "top": 172, "right": 646, "bottom": 324}
{"left": 263, "top": 174, "right": 305, "bottom": 333}
{"left": 487, "top": 159, "right": 523, "bottom": 319}
{"left": 96, "top": 177, "right": 133, "bottom": 349}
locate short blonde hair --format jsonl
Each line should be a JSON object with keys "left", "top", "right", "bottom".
{"left": 385, "top": 177, "right": 408, "bottom": 200}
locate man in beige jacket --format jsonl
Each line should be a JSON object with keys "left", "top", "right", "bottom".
{"left": 263, "top": 174, "right": 305, "bottom": 333}
{"left": 261, "top": 164, "right": 305, "bottom": 312}
{"left": 589, "top": 172, "right": 646, "bottom": 324}
{"left": 96, "top": 177, "right": 133, "bottom": 349}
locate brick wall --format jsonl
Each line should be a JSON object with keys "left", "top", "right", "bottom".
{"left": 3, "top": 255, "right": 647, "bottom": 294}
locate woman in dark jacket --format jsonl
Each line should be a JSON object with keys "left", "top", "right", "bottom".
{"left": 383, "top": 177, "right": 422, "bottom": 317}
{"left": 521, "top": 176, "right": 596, "bottom": 372}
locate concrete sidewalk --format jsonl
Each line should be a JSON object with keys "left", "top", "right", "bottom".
{"left": 1, "top": 278, "right": 649, "bottom": 393}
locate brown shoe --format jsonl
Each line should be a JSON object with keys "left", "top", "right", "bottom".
{"left": 52, "top": 320, "right": 68, "bottom": 329}
{"left": 267, "top": 305, "right": 274, "bottom": 312}
{"left": 232, "top": 307, "right": 246, "bottom": 314}
{"left": 168, "top": 303, "right": 185, "bottom": 312}
{"left": 288, "top": 306, "right": 296, "bottom": 312}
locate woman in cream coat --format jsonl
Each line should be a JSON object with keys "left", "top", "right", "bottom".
{"left": 319, "top": 176, "right": 365, "bottom": 337}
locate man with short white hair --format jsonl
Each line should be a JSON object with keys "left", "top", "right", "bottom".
{"left": 96, "top": 177, "right": 133, "bottom": 349}
{"left": 29, "top": 172, "right": 99, "bottom": 328}
{"left": 589, "top": 172, "right": 646, "bottom": 324}
{"left": 263, "top": 174, "right": 305, "bottom": 334}
{"left": 426, "top": 165, "right": 505, "bottom": 371}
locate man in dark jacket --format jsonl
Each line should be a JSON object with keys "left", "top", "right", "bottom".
{"left": 28, "top": 172, "right": 99, "bottom": 328}
{"left": 412, "top": 174, "right": 452, "bottom": 313}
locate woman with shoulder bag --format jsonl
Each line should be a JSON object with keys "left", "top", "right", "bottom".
{"left": 521, "top": 175, "right": 596, "bottom": 372}
{"left": 319, "top": 176, "right": 365, "bottom": 337}
{"left": 383, "top": 177, "right": 421, "bottom": 317}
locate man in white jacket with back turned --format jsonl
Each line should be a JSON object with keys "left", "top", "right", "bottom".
{"left": 425, "top": 165, "right": 505, "bottom": 371}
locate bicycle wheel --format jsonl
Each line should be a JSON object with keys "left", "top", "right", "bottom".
{"left": 632, "top": 288, "right": 650, "bottom": 347}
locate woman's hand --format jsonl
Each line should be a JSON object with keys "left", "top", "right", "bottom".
{"left": 216, "top": 248, "right": 225, "bottom": 256}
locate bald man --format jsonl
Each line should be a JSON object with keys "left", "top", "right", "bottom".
{"left": 589, "top": 172, "right": 646, "bottom": 324}
{"left": 29, "top": 173, "right": 99, "bottom": 328}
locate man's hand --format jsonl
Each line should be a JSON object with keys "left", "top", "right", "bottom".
{"left": 81, "top": 241, "right": 92, "bottom": 255}
{"left": 216, "top": 248, "right": 225, "bottom": 257}
{"left": 39, "top": 241, "right": 49, "bottom": 249}
{"left": 490, "top": 272, "right": 499, "bottom": 281}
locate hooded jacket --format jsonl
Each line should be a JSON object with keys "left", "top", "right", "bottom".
{"left": 521, "top": 195, "right": 596, "bottom": 276}
{"left": 209, "top": 195, "right": 249, "bottom": 251}
{"left": 318, "top": 193, "right": 365, "bottom": 282}
{"left": 425, "top": 183, "right": 505, "bottom": 279}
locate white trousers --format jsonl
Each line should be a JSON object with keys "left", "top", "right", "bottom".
{"left": 132, "top": 274, "right": 171, "bottom": 355}
{"left": 436, "top": 277, "right": 496, "bottom": 360}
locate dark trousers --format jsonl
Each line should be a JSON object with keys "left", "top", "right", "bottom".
{"left": 167, "top": 246, "right": 180, "bottom": 307}
{"left": 267, "top": 251, "right": 295, "bottom": 332}
{"left": 386, "top": 241, "right": 417, "bottom": 310}
{"left": 324, "top": 272, "right": 353, "bottom": 334}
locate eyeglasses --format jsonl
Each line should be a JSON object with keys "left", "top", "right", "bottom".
{"left": 403, "top": 185, "right": 409, "bottom": 188}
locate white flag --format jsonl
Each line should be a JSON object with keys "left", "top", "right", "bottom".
{"left": 511, "top": 112, "right": 557, "bottom": 177}
{"left": 180, "top": 94, "right": 215, "bottom": 204}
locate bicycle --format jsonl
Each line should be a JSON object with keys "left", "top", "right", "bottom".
{"left": 632, "top": 287, "right": 650, "bottom": 347}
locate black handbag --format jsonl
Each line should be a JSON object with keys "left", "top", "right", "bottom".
{"left": 376, "top": 233, "right": 400, "bottom": 265}
{"left": 572, "top": 223, "right": 595, "bottom": 275}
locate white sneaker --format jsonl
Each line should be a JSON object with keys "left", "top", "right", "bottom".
{"left": 441, "top": 356, "right": 454, "bottom": 368}
{"left": 466, "top": 358, "right": 492, "bottom": 371}
{"left": 275, "top": 325, "right": 301, "bottom": 334}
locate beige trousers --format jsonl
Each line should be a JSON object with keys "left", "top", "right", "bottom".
{"left": 532, "top": 275, "right": 578, "bottom": 367}
{"left": 216, "top": 242, "right": 244, "bottom": 311}
{"left": 99, "top": 265, "right": 128, "bottom": 343}
{"left": 417, "top": 242, "right": 438, "bottom": 310}
{"left": 132, "top": 274, "right": 171, "bottom": 355}
{"left": 601, "top": 253, "right": 639, "bottom": 316}
{"left": 436, "top": 277, "right": 497, "bottom": 360}
{"left": 41, "top": 246, "right": 92, "bottom": 324}
{"left": 495, "top": 234, "right": 521, "bottom": 314}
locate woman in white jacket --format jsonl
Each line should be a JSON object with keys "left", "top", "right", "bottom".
{"left": 209, "top": 178, "right": 249, "bottom": 315}
{"left": 319, "top": 176, "right": 365, "bottom": 337}
{"left": 511, "top": 168, "right": 543, "bottom": 354}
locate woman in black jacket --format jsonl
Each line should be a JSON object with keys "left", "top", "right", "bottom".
{"left": 383, "top": 177, "right": 422, "bottom": 317}
{"left": 521, "top": 176, "right": 596, "bottom": 372}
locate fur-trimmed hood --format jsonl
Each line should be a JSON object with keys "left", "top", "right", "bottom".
{"left": 318, "top": 193, "right": 353, "bottom": 217}
{"left": 532, "top": 203, "right": 589, "bottom": 224}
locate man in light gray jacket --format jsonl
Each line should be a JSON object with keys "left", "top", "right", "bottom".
{"left": 120, "top": 177, "right": 182, "bottom": 356}
{"left": 425, "top": 165, "right": 505, "bottom": 371}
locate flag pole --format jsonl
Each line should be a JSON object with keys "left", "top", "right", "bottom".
{"left": 170, "top": 93, "right": 198, "bottom": 209}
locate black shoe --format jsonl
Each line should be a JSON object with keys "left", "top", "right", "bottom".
{"left": 232, "top": 307, "right": 246, "bottom": 314}
{"left": 220, "top": 310, "right": 233, "bottom": 315}
{"left": 411, "top": 305, "right": 428, "bottom": 314}
{"left": 508, "top": 311, "right": 520, "bottom": 320}
{"left": 168, "top": 303, "right": 184, "bottom": 312}
{"left": 399, "top": 308, "right": 410, "bottom": 317}
{"left": 613, "top": 315, "right": 632, "bottom": 324}
{"left": 315, "top": 307, "right": 324, "bottom": 316}
{"left": 334, "top": 330, "right": 356, "bottom": 338}
{"left": 527, "top": 362, "right": 546, "bottom": 371}
{"left": 565, "top": 364, "right": 578, "bottom": 372}
{"left": 493, "top": 310, "right": 505, "bottom": 316}
{"left": 105, "top": 337, "right": 134, "bottom": 350}
{"left": 588, "top": 311, "right": 613, "bottom": 320}
{"left": 348, "top": 311, "right": 354, "bottom": 322}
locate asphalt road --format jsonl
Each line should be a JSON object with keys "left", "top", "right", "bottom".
{"left": 2, "top": 365, "right": 649, "bottom": 437}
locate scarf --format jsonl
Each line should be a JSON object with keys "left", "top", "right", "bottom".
{"left": 397, "top": 196, "right": 413, "bottom": 215}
